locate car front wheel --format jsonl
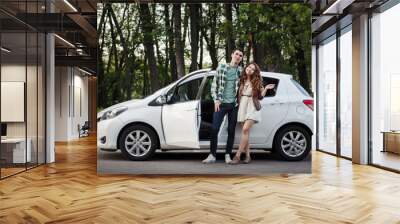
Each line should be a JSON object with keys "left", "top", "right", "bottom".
{"left": 119, "top": 125, "right": 158, "bottom": 161}
{"left": 274, "top": 125, "right": 311, "bottom": 161}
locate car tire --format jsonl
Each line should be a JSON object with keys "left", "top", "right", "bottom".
{"left": 118, "top": 125, "right": 158, "bottom": 161}
{"left": 273, "top": 125, "right": 311, "bottom": 161}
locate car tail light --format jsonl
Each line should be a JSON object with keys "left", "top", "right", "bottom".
{"left": 303, "top": 99, "right": 314, "bottom": 111}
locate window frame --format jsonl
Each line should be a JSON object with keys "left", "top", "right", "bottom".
{"left": 166, "top": 73, "right": 207, "bottom": 104}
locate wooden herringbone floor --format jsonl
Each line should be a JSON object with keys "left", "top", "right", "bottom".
{"left": 1, "top": 135, "right": 400, "bottom": 224}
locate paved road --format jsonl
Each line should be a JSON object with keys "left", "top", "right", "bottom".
{"left": 97, "top": 149, "right": 311, "bottom": 175}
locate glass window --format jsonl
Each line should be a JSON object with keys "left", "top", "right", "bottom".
{"left": 27, "top": 30, "right": 38, "bottom": 169}
{"left": 340, "top": 26, "right": 352, "bottom": 158}
{"left": 201, "top": 76, "right": 214, "bottom": 101}
{"left": 0, "top": 1, "right": 46, "bottom": 179}
{"left": 1, "top": 31, "right": 28, "bottom": 177}
{"left": 370, "top": 4, "right": 400, "bottom": 171}
{"left": 317, "top": 35, "right": 337, "bottom": 155}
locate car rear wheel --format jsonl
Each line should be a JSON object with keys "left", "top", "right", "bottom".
{"left": 274, "top": 125, "right": 311, "bottom": 161}
{"left": 119, "top": 125, "right": 158, "bottom": 161}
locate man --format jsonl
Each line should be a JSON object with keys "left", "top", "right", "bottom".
{"left": 202, "top": 49, "right": 244, "bottom": 164}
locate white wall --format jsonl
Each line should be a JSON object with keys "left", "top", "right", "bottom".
{"left": 55, "top": 67, "right": 89, "bottom": 141}
{"left": 55, "top": 66, "right": 69, "bottom": 141}
{"left": 72, "top": 71, "right": 89, "bottom": 138}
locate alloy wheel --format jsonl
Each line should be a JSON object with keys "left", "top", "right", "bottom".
{"left": 124, "top": 130, "right": 152, "bottom": 157}
{"left": 280, "top": 131, "right": 307, "bottom": 158}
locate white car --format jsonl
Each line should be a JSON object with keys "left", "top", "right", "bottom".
{"left": 97, "top": 69, "right": 314, "bottom": 161}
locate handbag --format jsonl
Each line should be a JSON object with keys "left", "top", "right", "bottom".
{"left": 253, "top": 98, "right": 262, "bottom": 111}
{"left": 252, "top": 86, "right": 263, "bottom": 111}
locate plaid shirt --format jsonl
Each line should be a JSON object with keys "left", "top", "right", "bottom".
{"left": 211, "top": 63, "right": 243, "bottom": 104}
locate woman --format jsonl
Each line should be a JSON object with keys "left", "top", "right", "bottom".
{"left": 230, "top": 63, "right": 275, "bottom": 164}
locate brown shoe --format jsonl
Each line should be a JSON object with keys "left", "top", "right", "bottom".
{"left": 243, "top": 155, "right": 251, "bottom": 164}
{"left": 229, "top": 155, "right": 241, "bottom": 165}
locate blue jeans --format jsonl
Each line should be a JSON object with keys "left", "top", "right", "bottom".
{"left": 210, "top": 103, "right": 238, "bottom": 157}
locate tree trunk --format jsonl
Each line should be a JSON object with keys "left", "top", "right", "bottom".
{"left": 182, "top": 5, "right": 189, "bottom": 46}
{"left": 117, "top": 4, "right": 130, "bottom": 70}
{"left": 246, "top": 32, "right": 252, "bottom": 64}
{"left": 97, "top": 5, "right": 107, "bottom": 109}
{"left": 107, "top": 7, "right": 123, "bottom": 101}
{"left": 108, "top": 5, "right": 126, "bottom": 70}
{"left": 189, "top": 4, "right": 200, "bottom": 72}
{"left": 139, "top": 4, "right": 160, "bottom": 92}
{"left": 295, "top": 47, "right": 310, "bottom": 93}
{"left": 224, "top": 3, "right": 235, "bottom": 62}
{"left": 252, "top": 32, "right": 268, "bottom": 71}
{"left": 125, "top": 54, "right": 136, "bottom": 99}
{"left": 152, "top": 4, "right": 163, "bottom": 79}
{"left": 164, "top": 4, "right": 170, "bottom": 85}
{"left": 202, "top": 4, "right": 219, "bottom": 69}
{"left": 107, "top": 9, "right": 119, "bottom": 73}
{"left": 235, "top": 4, "right": 246, "bottom": 52}
{"left": 255, "top": 42, "right": 267, "bottom": 71}
{"left": 199, "top": 26, "right": 203, "bottom": 70}
{"left": 143, "top": 59, "right": 148, "bottom": 96}
{"left": 108, "top": 4, "right": 136, "bottom": 99}
{"left": 166, "top": 4, "right": 177, "bottom": 81}
{"left": 97, "top": 4, "right": 107, "bottom": 35}
{"left": 173, "top": 4, "right": 185, "bottom": 78}
{"left": 266, "top": 41, "right": 283, "bottom": 72}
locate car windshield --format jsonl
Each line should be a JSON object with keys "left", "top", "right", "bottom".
{"left": 143, "top": 80, "right": 179, "bottom": 99}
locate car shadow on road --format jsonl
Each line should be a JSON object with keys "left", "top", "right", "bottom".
{"left": 98, "top": 149, "right": 311, "bottom": 162}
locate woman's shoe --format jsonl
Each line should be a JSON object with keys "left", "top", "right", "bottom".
{"left": 229, "top": 155, "right": 241, "bottom": 165}
{"left": 243, "top": 154, "right": 251, "bottom": 164}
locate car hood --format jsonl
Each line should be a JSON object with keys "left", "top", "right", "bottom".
{"left": 97, "top": 81, "right": 175, "bottom": 118}
{"left": 97, "top": 99, "right": 142, "bottom": 118}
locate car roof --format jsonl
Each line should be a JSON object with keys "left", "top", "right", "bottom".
{"left": 260, "top": 72, "right": 293, "bottom": 79}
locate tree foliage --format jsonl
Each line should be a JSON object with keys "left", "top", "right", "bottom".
{"left": 98, "top": 3, "right": 311, "bottom": 110}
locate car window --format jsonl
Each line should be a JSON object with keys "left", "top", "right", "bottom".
{"left": 168, "top": 77, "right": 203, "bottom": 103}
{"left": 201, "top": 76, "right": 214, "bottom": 101}
{"left": 262, "top": 77, "right": 279, "bottom": 97}
{"left": 291, "top": 79, "right": 311, "bottom": 97}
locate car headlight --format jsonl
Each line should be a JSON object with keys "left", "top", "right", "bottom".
{"left": 99, "top": 107, "right": 128, "bottom": 121}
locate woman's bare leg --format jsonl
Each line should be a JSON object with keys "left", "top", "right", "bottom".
{"left": 236, "top": 120, "right": 254, "bottom": 158}
{"left": 243, "top": 120, "right": 254, "bottom": 158}
{"left": 234, "top": 123, "right": 245, "bottom": 158}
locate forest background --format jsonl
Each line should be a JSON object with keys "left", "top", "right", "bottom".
{"left": 97, "top": 3, "right": 311, "bottom": 110}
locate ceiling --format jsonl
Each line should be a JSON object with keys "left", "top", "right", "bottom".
{"left": 310, "top": 0, "right": 390, "bottom": 42}
{"left": 0, "top": 0, "right": 97, "bottom": 75}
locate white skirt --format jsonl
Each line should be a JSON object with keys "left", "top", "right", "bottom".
{"left": 237, "top": 96, "right": 261, "bottom": 123}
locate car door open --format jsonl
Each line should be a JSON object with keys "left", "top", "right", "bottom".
{"left": 161, "top": 77, "right": 203, "bottom": 148}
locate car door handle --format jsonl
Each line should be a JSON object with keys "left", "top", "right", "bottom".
{"left": 270, "top": 100, "right": 282, "bottom": 105}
